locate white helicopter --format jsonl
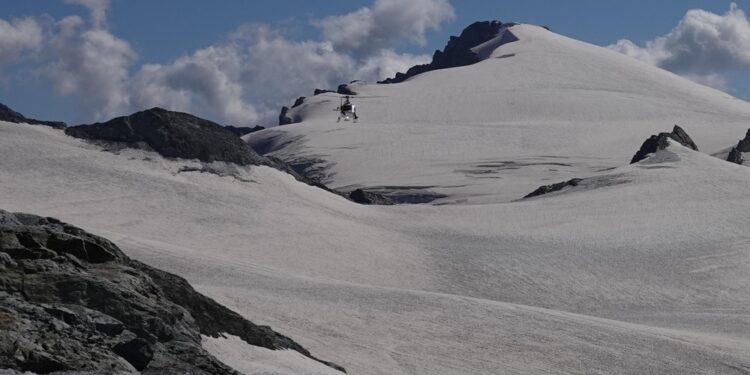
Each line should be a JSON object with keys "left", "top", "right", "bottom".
{"left": 324, "top": 94, "right": 384, "bottom": 123}
{"left": 337, "top": 95, "right": 358, "bottom": 123}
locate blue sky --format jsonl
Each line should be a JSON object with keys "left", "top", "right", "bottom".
{"left": 1, "top": 1, "right": 749, "bottom": 126}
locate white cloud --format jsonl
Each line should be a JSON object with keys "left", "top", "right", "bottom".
{"left": 46, "top": 15, "right": 137, "bottom": 120}
{"left": 609, "top": 3, "right": 750, "bottom": 89}
{"left": 29, "top": 0, "right": 452, "bottom": 125}
{"left": 65, "top": 0, "right": 110, "bottom": 29}
{"left": 0, "top": 17, "right": 43, "bottom": 62}
{"left": 320, "top": 0, "right": 455, "bottom": 56}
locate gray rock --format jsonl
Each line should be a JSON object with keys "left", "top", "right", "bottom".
{"left": 279, "top": 106, "right": 293, "bottom": 125}
{"left": 727, "top": 147, "right": 744, "bottom": 165}
{"left": 292, "top": 96, "right": 306, "bottom": 108}
{"left": 348, "top": 189, "right": 395, "bottom": 205}
{"left": 0, "top": 209, "right": 345, "bottom": 374}
{"left": 314, "top": 89, "right": 335, "bottom": 95}
{"left": 726, "top": 129, "right": 750, "bottom": 165}
{"left": 630, "top": 125, "right": 698, "bottom": 164}
{"left": 337, "top": 84, "right": 357, "bottom": 95}
{"left": 0, "top": 102, "right": 67, "bottom": 129}
{"left": 65, "top": 107, "right": 268, "bottom": 166}
{"left": 224, "top": 125, "right": 265, "bottom": 137}
{"left": 380, "top": 21, "right": 508, "bottom": 84}
{"left": 524, "top": 178, "right": 583, "bottom": 199}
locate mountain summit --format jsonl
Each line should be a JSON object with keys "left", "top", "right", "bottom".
{"left": 379, "top": 20, "right": 510, "bottom": 83}
{"left": 249, "top": 23, "right": 750, "bottom": 203}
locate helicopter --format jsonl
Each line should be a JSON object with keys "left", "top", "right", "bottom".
{"left": 322, "top": 93, "right": 384, "bottom": 123}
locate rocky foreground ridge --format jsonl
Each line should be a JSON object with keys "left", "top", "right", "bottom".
{"left": 0, "top": 210, "right": 344, "bottom": 374}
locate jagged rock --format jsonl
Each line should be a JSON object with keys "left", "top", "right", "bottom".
{"left": 348, "top": 189, "right": 395, "bottom": 205}
{"left": 380, "top": 21, "right": 506, "bottom": 84}
{"left": 0, "top": 102, "right": 66, "bottom": 129}
{"left": 727, "top": 147, "right": 744, "bottom": 165}
{"left": 337, "top": 84, "right": 357, "bottom": 95}
{"left": 224, "top": 125, "right": 265, "bottom": 137}
{"left": 292, "top": 97, "right": 306, "bottom": 108}
{"left": 314, "top": 89, "right": 335, "bottom": 95}
{"left": 279, "top": 106, "right": 293, "bottom": 125}
{"left": 0, "top": 209, "right": 345, "bottom": 374}
{"left": 726, "top": 129, "right": 750, "bottom": 165}
{"left": 65, "top": 108, "right": 268, "bottom": 166}
{"left": 524, "top": 178, "right": 583, "bottom": 199}
{"left": 630, "top": 125, "right": 698, "bottom": 164}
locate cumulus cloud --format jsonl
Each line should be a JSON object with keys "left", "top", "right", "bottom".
{"left": 609, "top": 3, "right": 750, "bottom": 89}
{"left": 28, "top": 0, "right": 450, "bottom": 124}
{"left": 65, "top": 0, "right": 109, "bottom": 29}
{"left": 45, "top": 13, "right": 137, "bottom": 119}
{"left": 0, "top": 17, "right": 43, "bottom": 62}
{"left": 319, "top": 0, "right": 454, "bottom": 56}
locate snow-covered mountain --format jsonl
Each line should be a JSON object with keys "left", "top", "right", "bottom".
{"left": 249, "top": 24, "right": 750, "bottom": 204}
{"left": 3, "top": 22, "right": 750, "bottom": 374}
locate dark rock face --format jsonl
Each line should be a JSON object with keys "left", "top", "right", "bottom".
{"left": 65, "top": 108, "right": 268, "bottom": 166}
{"left": 224, "top": 125, "right": 265, "bottom": 137}
{"left": 630, "top": 125, "right": 698, "bottom": 164}
{"left": 726, "top": 129, "right": 750, "bottom": 165}
{"left": 727, "top": 147, "right": 744, "bottom": 165}
{"left": 314, "top": 89, "right": 335, "bottom": 96}
{"left": 279, "top": 106, "right": 293, "bottom": 125}
{"left": 337, "top": 84, "right": 357, "bottom": 96}
{"left": 524, "top": 178, "right": 583, "bottom": 199}
{"left": 0, "top": 102, "right": 66, "bottom": 129}
{"left": 379, "top": 21, "right": 506, "bottom": 84}
{"left": 0, "top": 209, "right": 344, "bottom": 374}
{"left": 292, "top": 97, "right": 306, "bottom": 108}
{"left": 348, "top": 189, "right": 395, "bottom": 205}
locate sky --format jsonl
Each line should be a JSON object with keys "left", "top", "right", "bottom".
{"left": 2, "top": 1, "right": 750, "bottom": 127}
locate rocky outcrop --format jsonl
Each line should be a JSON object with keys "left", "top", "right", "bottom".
{"left": 0, "top": 209, "right": 344, "bottom": 374}
{"left": 630, "top": 125, "right": 698, "bottom": 164}
{"left": 726, "top": 129, "right": 750, "bottom": 165}
{"left": 337, "top": 84, "right": 357, "bottom": 96}
{"left": 66, "top": 108, "right": 268, "bottom": 166}
{"left": 348, "top": 189, "right": 395, "bottom": 205}
{"left": 279, "top": 106, "right": 293, "bottom": 125}
{"left": 314, "top": 89, "right": 335, "bottom": 96}
{"left": 379, "top": 21, "right": 506, "bottom": 84}
{"left": 727, "top": 147, "right": 744, "bottom": 165}
{"left": 524, "top": 178, "right": 583, "bottom": 199}
{"left": 0, "top": 103, "right": 66, "bottom": 129}
{"left": 292, "top": 97, "right": 306, "bottom": 108}
{"left": 224, "top": 125, "right": 265, "bottom": 137}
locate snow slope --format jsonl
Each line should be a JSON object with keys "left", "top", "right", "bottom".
{"left": 3, "top": 24, "right": 750, "bottom": 375}
{"left": 2, "top": 119, "right": 750, "bottom": 374}
{"left": 249, "top": 24, "right": 750, "bottom": 204}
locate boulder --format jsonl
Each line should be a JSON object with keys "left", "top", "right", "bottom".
{"left": 65, "top": 107, "right": 268, "bottom": 166}
{"left": 0, "top": 102, "right": 66, "bottom": 129}
{"left": 630, "top": 125, "right": 698, "bottom": 164}
{"left": 0, "top": 209, "right": 345, "bottom": 374}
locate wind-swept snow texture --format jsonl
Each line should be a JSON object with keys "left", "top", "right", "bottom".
{"left": 249, "top": 24, "right": 750, "bottom": 204}
{"left": 3, "top": 24, "right": 750, "bottom": 375}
